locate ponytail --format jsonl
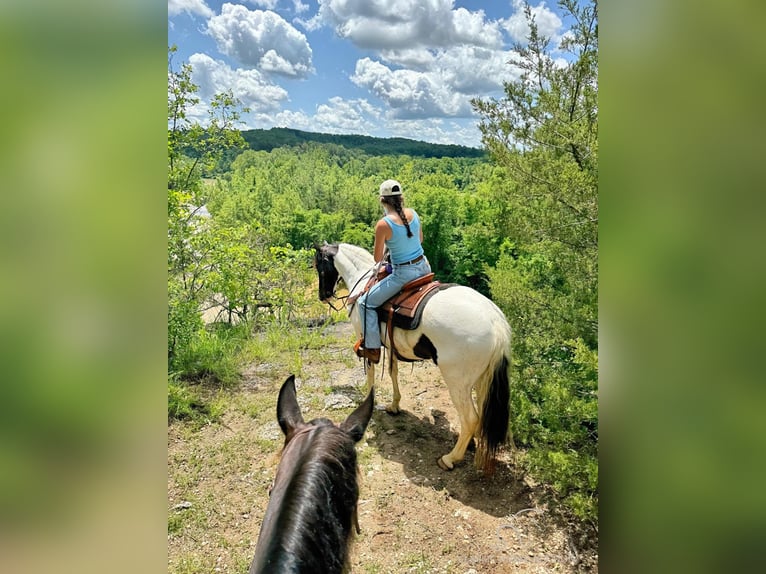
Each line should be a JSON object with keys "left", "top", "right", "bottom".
{"left": 384, "top": 196, "right": 413, "bottom": 238}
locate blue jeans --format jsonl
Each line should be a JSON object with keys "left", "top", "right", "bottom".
{"left": 358, "top": 258, "right": 432, "bottom": 349}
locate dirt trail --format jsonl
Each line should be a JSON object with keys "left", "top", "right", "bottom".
{"left": 168, "top": 321, "right": 597, "bottom": 573}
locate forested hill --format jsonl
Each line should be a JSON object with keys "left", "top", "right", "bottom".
{"left": 240, "top": 127, "right": 486, "bottom": 158}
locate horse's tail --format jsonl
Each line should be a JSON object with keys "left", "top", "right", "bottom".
{"left": 474, "top": 320, "right": 511, "bottom": 475}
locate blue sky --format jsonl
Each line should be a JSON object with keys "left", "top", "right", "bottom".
{"left": 169, "top": 0, "right": 576, "bottom": 148}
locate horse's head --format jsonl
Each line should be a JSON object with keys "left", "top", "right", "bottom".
{"left": 250, "top": 375, "right": 374, "bottom": 574}
{"left": 313, "top": 242, "right": 340, "bottom": 302}
{"left": 277, "top": 374, "right": 374, "bottom": 445}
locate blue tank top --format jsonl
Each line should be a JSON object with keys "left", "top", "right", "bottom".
{"left": 384, "top": 211, "right": 424, "bottom": 264}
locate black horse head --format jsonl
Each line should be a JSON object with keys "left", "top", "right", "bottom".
{"left": 249, "top": 375, "right": 374, "bottom": 574}
{"left": 313, "top": 242, "right": 340, "bottom": 302}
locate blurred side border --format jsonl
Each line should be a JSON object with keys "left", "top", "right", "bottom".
{"left": 601, "top": 0, "right": 766, "bottom": 572}
{"left": 0, "top": 2, "right": 167, "bottom": 573}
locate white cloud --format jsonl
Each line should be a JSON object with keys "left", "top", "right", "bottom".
{"left": 299, "top": 1, "right": 523, "bottom": 123}
{"left": 502, "top": 0, "right": 563, "bottom": 44}
{"left": 292, "top": 0, "right": 310, "bottom": 15}
{"left": 351, "top": 58, "right": 464, "bottom": 119}
{"left": 252, "top": 97, "right": 380, "bottom": 135}
{"left": 206, "top": 3, "right": 314, "bottom": 78}
{"left": 168, "top": 0, "right": 214, "bottom": 18}
{"left": 312, "top": 97, "right": 382, "bottom": 133}
{"left": 434, "top": 45, "right": 521, "bottom": 94}
{"left": 313, "top": 0, "right": 502, "bottom": 50}
{"left": 387, "top": 117, "right": 482, "bottom": 148}
{"left": 245, "top": 0, "right": 279, "bottom": 9}
{"left": 188, "top": 53, "right": 289, "bottom": 113}
{"left": 378, "top": 48, "right": 435, "bottom": 70}
{"left": 350, "top": 46, "right": 522, "bottom": 119}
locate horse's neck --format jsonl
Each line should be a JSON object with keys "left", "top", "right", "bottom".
{"left": 335, "top": 245, "right": 373, "bottom": 296}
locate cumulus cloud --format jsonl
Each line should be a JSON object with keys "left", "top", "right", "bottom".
{"left": 502, "top": 0, "right": 563, "bottom": 44}
{"left": 350, "top": 45, "right": 522, "bottom": 119}
{"left": 311, "top": 0, "right": 502, "bottom": 50}
{"left": 312, "top": 97, "right": 382, "bottom": 133}
{"left": 206, "top": 3, "right": 314, "bottom": 78}
{"left": 251, "top": 98, "right": 380, "bottom": 136}
{"left": 168, "top": 0, "right": 214, "bottom": 18}
{"left": 245, "top": 0, "right": 279, "bottom": 9}
{"left": 188, "top": 52, "right": 289, "bottom": 112}
{"left": 298, "top": 0, "right": 525, "bottom": 123}
{"left": 351, "top": 58, "right": 464, "bottom": 119}
{"left": 434, "top": 45, "right": 522, "bottom": 94}
{"left": 387, "top": 117, "right": 482, "bottom": 148}
{"left": 292, "top": 0, "right": 310, "bottom": 15}
{"left": 378, "top": 48, "right": 435, "bottom": 70}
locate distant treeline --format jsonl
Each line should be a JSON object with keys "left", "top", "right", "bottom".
{"left": 240, "top": 128, "right": 487, "bottom": 159}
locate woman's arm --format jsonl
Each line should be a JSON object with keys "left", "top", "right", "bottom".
{"left": 373, "top": 219, "right": 391, "bottom": 262}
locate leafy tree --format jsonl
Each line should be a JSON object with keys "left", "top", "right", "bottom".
{"left": 473, "top": 0, "right": 598, "bottom": 521}
{"left": 167, "top": 45, "right": 250, "bottom": 366}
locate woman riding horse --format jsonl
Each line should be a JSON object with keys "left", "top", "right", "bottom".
{"left": 314, "top": 242, "right": 511, "bottom": 474}
{"left": 356, "top": 179, "right": 432, "bottom": 364}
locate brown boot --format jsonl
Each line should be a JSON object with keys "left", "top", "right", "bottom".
{"left": 363, "top": 348, "right": 380, "bottom": 364}
{"left": 354, "top": 339, "right": 380, "bottom": 364}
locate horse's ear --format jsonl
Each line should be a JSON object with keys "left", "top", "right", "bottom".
{"left": 340, "top": 387, "right": 374, "bottom": 443}
{"left": 277, "top": 375, "right": 304, "bottom": 436}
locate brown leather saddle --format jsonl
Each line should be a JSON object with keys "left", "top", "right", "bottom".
{"left": 348, "top": 271, "right": 446, "bottom": 330}
{"left": 375, "top": 273, "right": 442, "bottom": 330}
{"left": 348, "top": 270, "right": 456, "bottom": 365}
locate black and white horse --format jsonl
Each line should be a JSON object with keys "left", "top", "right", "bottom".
{"left": 314, "top": 242, "right": 511, "bottom": 473}
{"left": 249, "top": 375, "right": 374, "bottom": 574}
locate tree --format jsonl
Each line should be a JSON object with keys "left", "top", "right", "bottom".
{"left": 473, "top": 0, "right": 598, "bottom": 521}
{"left": 167, "top": 45, "right": 250, "bottom": 364}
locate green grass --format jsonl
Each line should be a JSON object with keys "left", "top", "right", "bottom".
{"left": 169, "top": 319, "right": 348, "bottom": 425}
{"left": 171, "top": 554, "right": 211, "bottom": 574}
{"left": 172, "top": 323, "right": 249, "bottom": 386}
{"left": 167, "top": 512, "right": 184, "bottom": 534}
{"left": 402, "top": 550, "right": 433, "bottom": 572}
{"left": 168, "top": 378, "right": 228, "bottom": 425}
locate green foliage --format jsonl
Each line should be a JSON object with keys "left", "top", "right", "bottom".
{"left": 167, "top": 45, "right": 319, "bottom": 383}
{"left": 168, "top": 277, "right": 203, "bottom": 362}
{"left": 474, "top": 0, "right": 598, "bottom": 521}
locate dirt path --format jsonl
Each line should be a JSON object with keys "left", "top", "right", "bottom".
{"left": 168, "top": 321, "right": 597, "bottom": 573}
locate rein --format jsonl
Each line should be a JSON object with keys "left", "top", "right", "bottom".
{"left": 325, "top": 275, "right": 348, "bottom": 311}
{"left": 325, "top": 265, "right": 375, "bottom": 313}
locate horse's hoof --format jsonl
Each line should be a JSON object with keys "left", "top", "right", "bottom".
{"left": 436, "top": 456, "right": 454, "bottom": 471}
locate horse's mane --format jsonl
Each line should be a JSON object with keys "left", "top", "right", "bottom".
{"left": 336, "top": 243, "right": 374, "bottom": 271}
{"left": 253, "top": 422, "right": 359, "bottom": 573}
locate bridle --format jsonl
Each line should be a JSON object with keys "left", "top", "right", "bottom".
{"left": 325, "top": 274, "right": 348, "bottom": 311}
{"left": 317, "top": 252, "right": 348, "bottom": 311}
{"left": 320, "top": 254, "right": 375, "bottom": 313}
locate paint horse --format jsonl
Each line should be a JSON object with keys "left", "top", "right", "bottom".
{"left": 314, "top": 242, "right": 511, "bottom": 474}
{"left": 249, "top": 375, "right": 374, "bottom": 574}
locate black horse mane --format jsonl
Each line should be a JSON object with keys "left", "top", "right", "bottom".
{"left": 251, "top": 421, "right": 360, "bottom": 573}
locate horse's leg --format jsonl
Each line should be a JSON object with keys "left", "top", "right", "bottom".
{"left": 436, "top": 378, "right": 478, "bottom": 471}
{"left": 386, "top": 354, "right": 400, "bottom": 414}
{"left": 365, "top": 361, "right": 375, "bottom": 393}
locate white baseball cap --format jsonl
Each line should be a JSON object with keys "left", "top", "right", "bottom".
{"left": 378, "top": 179, "right": 403, "bottom": 197}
